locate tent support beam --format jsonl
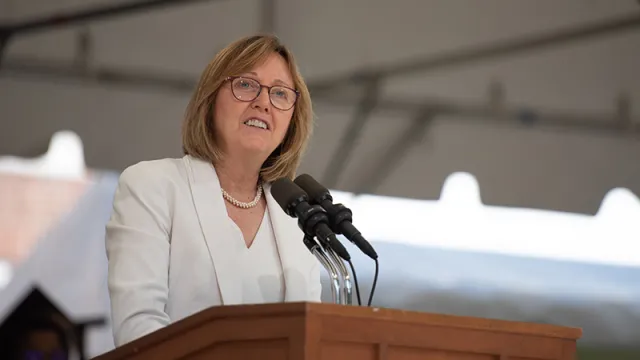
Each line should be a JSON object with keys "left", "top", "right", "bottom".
{"left": 307, "top": 13, "right": 640, "bottom": 93}
{"left": 1, "top": 57, "right": 637, "bottom": 139}
{"left": 321, "top": 78, "right": 380, "bottom": 189}
{"left": 356, "top": 110, "right": 436, "bottom": 195}
{"left": 0, "top": 0, "right": 216, "bottom": 66}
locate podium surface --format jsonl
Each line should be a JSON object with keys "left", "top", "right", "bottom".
{"left": 94, "top": 302, "right": 582, "bottom": 360}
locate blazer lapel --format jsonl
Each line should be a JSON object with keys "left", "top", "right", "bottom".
{"left": 264, "top": 183, "right": 313, "bottom": 302}
{"left": 183, "top": 156, "right": 243, "bottom": 305}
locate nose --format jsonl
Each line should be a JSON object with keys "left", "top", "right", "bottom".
{"left": 251, "top": 88, "right": 271, "bottom": 113}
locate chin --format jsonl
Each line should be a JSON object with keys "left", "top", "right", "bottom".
{"left": 238, "top": 141, "right": 273, "bottom": 156}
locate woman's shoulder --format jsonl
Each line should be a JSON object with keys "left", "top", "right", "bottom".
{"left": 117, "top": 156, "right": 191, "bottom": 192}
{"left": 121, "top": 156, "right": 184, "bottom": 176}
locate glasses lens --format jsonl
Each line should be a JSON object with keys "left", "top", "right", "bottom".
{"left": 270, "top": 86, "right": 297, "bottom": 110}
{"left": 231, "top": 77, "right": 260, "bottom": 101}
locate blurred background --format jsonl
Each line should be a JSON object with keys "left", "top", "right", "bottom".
{"left": 0, "top": 0, "right": 639, "bottom": 359}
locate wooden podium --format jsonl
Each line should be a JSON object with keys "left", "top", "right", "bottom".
{"left": 93, "top": 302, "right": 582, "bottom": 360}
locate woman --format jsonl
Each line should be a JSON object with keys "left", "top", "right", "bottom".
{"left": 105, "top": 34, "right": 321, "bottom": 347}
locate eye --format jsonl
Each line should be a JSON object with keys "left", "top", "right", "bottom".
{"left": 234, "top": 78, "right": 259, "bottom": 91}
{"left": 272, "top": 87, "right": 289, "bottom": 99}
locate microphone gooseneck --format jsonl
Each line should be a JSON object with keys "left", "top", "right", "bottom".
{"left": 303, "top": 236, "right": 341, "bottom": 304}
{"left": 321, "top": 239, "right": 353, "bottom": 305}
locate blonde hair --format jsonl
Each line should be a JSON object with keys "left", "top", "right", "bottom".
{"left": 181, "top": 34, "right": 313, "bottom": 182}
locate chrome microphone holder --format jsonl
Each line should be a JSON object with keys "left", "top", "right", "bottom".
{"left": 323, "top": 242, "right": 353, "bottom": 306}
{"left": 303, "top": 235, "right": 353, "bottom": 305}
{"left": 303, "top": 236, "right": 341, "bottom": 304}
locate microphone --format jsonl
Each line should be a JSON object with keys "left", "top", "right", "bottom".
{"left": 271, "top": 178, "right": 351, "bottom": 261}
{"left": 294, "top": 174, "right": 378, "bottom": 260}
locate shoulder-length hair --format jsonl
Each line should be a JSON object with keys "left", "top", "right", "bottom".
{"left": 181, "top": 34, "right": 313, "bottom": 182}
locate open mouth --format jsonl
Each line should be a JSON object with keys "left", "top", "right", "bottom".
{"left": 244, "top": 119, "right": 269, "bottom": 130}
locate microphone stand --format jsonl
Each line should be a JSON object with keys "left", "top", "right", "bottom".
{"left": 322, "top": 239, "right": 353, "bottom": 306}
{"left": 303, "top": 235, "right": 341, "bottom": 305}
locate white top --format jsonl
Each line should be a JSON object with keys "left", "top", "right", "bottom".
{"left": 228, "top": 208, "right": 286, "bottom": 304}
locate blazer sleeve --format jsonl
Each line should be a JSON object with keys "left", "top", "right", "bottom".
{"left": 105, "top": 163, "right": 172, "bottom": 347}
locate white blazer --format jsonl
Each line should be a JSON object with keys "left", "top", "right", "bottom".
{"left": 105, "top": 155, "right": 321, "bottom": 347}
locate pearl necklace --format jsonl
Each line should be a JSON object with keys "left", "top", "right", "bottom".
{"left": 221, "top": 183, "right": 263, "bottom": 209}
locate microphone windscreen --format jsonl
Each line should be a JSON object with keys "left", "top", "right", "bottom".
{"left": 294, "top": 174, "right": 329, "bottom": 202}
{"left": 271, "top": 177, "right": 307, "bottom": 213}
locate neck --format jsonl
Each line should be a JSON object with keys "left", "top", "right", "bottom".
{"left": 215, "top": 156, "right": 262, "bottom": 200}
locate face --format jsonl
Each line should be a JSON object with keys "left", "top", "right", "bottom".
{"left": 213, "top": 52, "right": 296, "bottom": 162}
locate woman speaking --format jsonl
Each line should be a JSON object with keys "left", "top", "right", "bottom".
{"left": 105, "top": 34, "right": 321, "bottom": 347}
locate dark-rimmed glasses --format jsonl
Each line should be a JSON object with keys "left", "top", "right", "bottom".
{"left": 225, "top": 76, "right": 299, "bottom": 111}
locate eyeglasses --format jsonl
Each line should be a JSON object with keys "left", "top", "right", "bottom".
{"left": 225, "top": 76, "right": 299, "bottom": 111}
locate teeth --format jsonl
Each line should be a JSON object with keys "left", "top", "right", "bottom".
{"left": 244, "top": 119, "right": 268, "bottom": 129}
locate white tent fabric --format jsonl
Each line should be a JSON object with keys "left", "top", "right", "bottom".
{"left": 0, "top": 130, "right": 86, "bottom": 180}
